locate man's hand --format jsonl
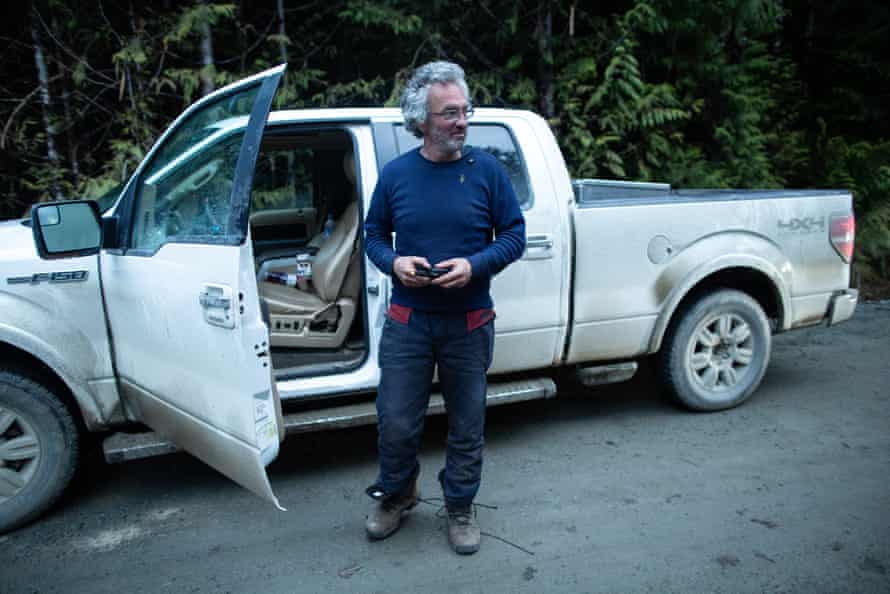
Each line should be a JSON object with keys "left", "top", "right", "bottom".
{"left": 432, "top": 258, "right": 472, "bottom": 289}
{"left": 393, "top": 256, "right": 433, "bottom": 288}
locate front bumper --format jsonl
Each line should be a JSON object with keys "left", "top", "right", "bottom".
{"left": 827, "top": 288, "right": 858, "bottom": 326}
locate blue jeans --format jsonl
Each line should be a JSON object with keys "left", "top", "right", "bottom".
{"left": 374, "top": 307, "right": 495, "bottom": 508}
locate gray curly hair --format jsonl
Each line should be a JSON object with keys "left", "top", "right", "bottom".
{"left": 400, "top": 61, "right": 470, "bottom": 139}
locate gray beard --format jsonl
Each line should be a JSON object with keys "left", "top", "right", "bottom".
{"left": 429, "top": 129, "right": 466, "bottom": 155}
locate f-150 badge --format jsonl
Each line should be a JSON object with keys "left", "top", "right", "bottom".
{"left": 6, "top": 270, "right": 89, "bottom": 284}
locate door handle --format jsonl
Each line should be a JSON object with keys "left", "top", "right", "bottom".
{"left": 523, "top": 234, "right": 554, "bottom": 260}
{"left": 199, "top": 284, "right": 235, "bottom": 329}
{"left": 199, "top": 294, "right": 232, "bottom": 309}
{"left": 526, "top": 235, "right": 554, "bottom": 249}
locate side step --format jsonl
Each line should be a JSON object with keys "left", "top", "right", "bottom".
{"left": 575, "top": 362, "right": 638, "bottom": 387}
{"left": 103, "top": 377, "right": 556, "bottom": 464}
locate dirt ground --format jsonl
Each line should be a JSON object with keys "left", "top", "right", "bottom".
{"left": 1, "top": 302, "right": 888, "bottom": 594}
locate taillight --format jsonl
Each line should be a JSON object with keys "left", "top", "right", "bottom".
{"left": 830, "top": 213, "right": 855, "bottom": 263}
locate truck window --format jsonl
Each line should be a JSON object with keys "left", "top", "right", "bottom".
{"left": 251, "top": 147, "right": 315, "bottom": 212}
{"left": 393, "top": 124, "right": 533, "bottom": 210}
{"left": 129, "top": 89, "right": 258, "bottom": 252}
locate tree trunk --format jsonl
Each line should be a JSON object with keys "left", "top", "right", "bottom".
{"left": 31, "top": 13, "right": 63, "bottom": 201}
{"left": 275, "top": 0, "right": 294, "bottom": 187}
{"left": 569, "top": 2, "right": 575, "bottom": 37}
{"left": 199, "top": 4, "right": 215, "bottom": 96}
{"left": 52, "top": 15, "right": 79, "bottom": 185}
{"left": 61, "top": 87, "right": 79, "bottom": 184}
{"left": 276, "top": 0, "right": 288, "bottom": 64}
{"left": 235, "top": 0, "right": 247, "bottom": 73}
{"left": 535, "top": 0, "right": 555, "bottom": 120}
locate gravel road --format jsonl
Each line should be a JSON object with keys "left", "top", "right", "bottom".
{"left": 2, "top": 302, "right": 888, "bottom": 594}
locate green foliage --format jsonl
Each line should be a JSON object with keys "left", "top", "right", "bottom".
{"left": 338, "top": 1, "right": 422, "bottom": 35}
{"left": 162, "top": 69, "right": 204, "bottom": 105}
{"left": 555, "top": 2, "right": 689, "bottom": 180}
{"left": 274, "top": 69, "right": 328, "bottom": 108}
{"left": 820, "top": 136, "right": 890, "bottom": 276}
{"left": 112, "top": 37, "right": 149, "bottom": 68}
{"left": 312, "top": 77, "right": 388, "bottom": 107}
{"left": 1, "top": 0, "right": 887, "bottom": 281}
{"left": 164, "top": 4, "right": 236, "bottom": 43}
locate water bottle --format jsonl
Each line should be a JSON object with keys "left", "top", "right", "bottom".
{"left": 323, "top": 214, "right": 335, "bottom": 238}
{"left": 265, "top": 271, "right": 299, "bottom": 287}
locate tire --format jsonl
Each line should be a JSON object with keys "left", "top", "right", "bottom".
{"left": 659, "top": 289, "right": 771, "bottom": 411}
{"left": 0, "top": 369, "right": 80, "bottom": 533}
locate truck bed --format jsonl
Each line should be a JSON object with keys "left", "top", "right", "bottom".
{"left": 573, "top": 178, "right": 848, "bottom": 206}
{"left": 566, "top": 180, "right": 853, "bottom": 365}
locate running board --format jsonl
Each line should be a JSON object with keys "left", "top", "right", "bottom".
{"left": 103, "top": 377, "right": 557, "bottom": 463}
{"left": 576, "top": 362, "right": 638, "bottom": 387}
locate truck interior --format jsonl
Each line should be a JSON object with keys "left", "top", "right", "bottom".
{"left": 249, "top": 127, "right": 367, "bottom": 378}
{"left": 244, "top": 122, "right": 533, "bottom": 380}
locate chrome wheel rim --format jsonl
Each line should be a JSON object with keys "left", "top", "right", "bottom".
{"left": 0, "top": 405, "right": 41, "bottom": 503}
{"left": 686, "top": 313, "right": 754, "bottom": 397}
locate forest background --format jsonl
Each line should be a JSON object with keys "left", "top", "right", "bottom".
{"left": 2, "top": 1, "right": 888, "bottom": 295}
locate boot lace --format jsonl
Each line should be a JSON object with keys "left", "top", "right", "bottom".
{"left": 419, "top": 497, "right": 535, "bottom": 555}
{"left": 446, "top": 506, "right": 475, "bottom": 526}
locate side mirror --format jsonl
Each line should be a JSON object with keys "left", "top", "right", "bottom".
{"left": 31, "top": 201, "right": 102, "bottom": 260}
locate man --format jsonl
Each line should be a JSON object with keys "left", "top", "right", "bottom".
{"left": 363, "top": 61, "right": 526, "bottom": 554}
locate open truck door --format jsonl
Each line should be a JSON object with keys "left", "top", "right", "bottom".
{"left": 98, "top": 65, "right": 286, "bottom": 508}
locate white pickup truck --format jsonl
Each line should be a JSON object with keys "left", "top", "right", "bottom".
{"left": 0, "top": 65, "right": 858, "bottom": 532}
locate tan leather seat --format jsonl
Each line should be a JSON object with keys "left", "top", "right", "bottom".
{"left": 259, "top": 153, "right": 361, "bottom": 349}
{"left": 307, "top": 152, "right": 358, "bottom": 249}
{"left": 261, "top": 200, "right": 359, "bottom": 313}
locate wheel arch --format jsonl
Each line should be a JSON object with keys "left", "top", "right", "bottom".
{"left": 0, "top": 338, "right": 104, "bottom": 432}
{"left": 650, "top": 257, "right": 790, "bottom": 354}
{"left": 0, "top": 347, "right": 85, "bottom": 533}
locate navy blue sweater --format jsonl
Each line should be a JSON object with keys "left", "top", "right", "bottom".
{"left": 364, "top": 147, "right": 526, "bottom": 311}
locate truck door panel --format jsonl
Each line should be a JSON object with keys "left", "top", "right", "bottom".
{"left": 481, "top": 119, "right": 569, "bottom": 372}
{"left": 101, "top": 65, "right": 286, "bottom": 507}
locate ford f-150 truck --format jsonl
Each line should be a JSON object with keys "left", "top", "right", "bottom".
{"left": 0, "top": 65, "right": 858, "bottom": 532}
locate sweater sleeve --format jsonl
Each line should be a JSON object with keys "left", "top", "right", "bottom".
{"left": 467, "top": 160, "right": 526, "bottom": 279}
{"left": 363, "top": 170, "right": 397, "bottom": 276}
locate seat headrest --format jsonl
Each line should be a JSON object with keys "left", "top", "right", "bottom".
{"left": 343, "top": 152, "right": 356, "bottom": 187}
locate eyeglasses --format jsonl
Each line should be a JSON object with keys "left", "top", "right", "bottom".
{"left": 430, "top": 105, "right": 475, "bottom": 121}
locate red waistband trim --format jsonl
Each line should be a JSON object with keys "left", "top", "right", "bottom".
{"left": 386, "top": 305, "right": 495, "bottom": 330}
{"left": 466, "top": 308, "right": 496, "bottom": 332}
{"left": 387, "top": 303, "right": 412, "bottom": 324}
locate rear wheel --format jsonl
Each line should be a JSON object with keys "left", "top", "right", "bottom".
{"left": 660, "top": 290, "right": 771, "bottom": 411}
{"left": 0, "top": 369, "right": 80, "bottom": 533}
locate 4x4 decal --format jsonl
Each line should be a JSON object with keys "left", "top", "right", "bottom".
{"left": 778, "top": 216, "right": 825, "bottom": 234}
{"left": 6, "top": 270, "right": 89, "bottom": 284}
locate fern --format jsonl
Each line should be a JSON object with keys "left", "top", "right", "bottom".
{"left": 338, "top": 1, "right": 422, "bottom": 35}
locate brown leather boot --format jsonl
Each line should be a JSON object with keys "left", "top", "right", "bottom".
{"left": 365, "top": 478, "right": 419, "bottom": 540}
{"left": 446, "top": 505, "right": 480, "bottom": 554}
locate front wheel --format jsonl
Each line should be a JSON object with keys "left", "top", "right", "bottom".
{"left": 660, "top": 289, "right": 771, "bottom": 411}
{"left": 0, "top": 369, "right": 80, "bottom": 533}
